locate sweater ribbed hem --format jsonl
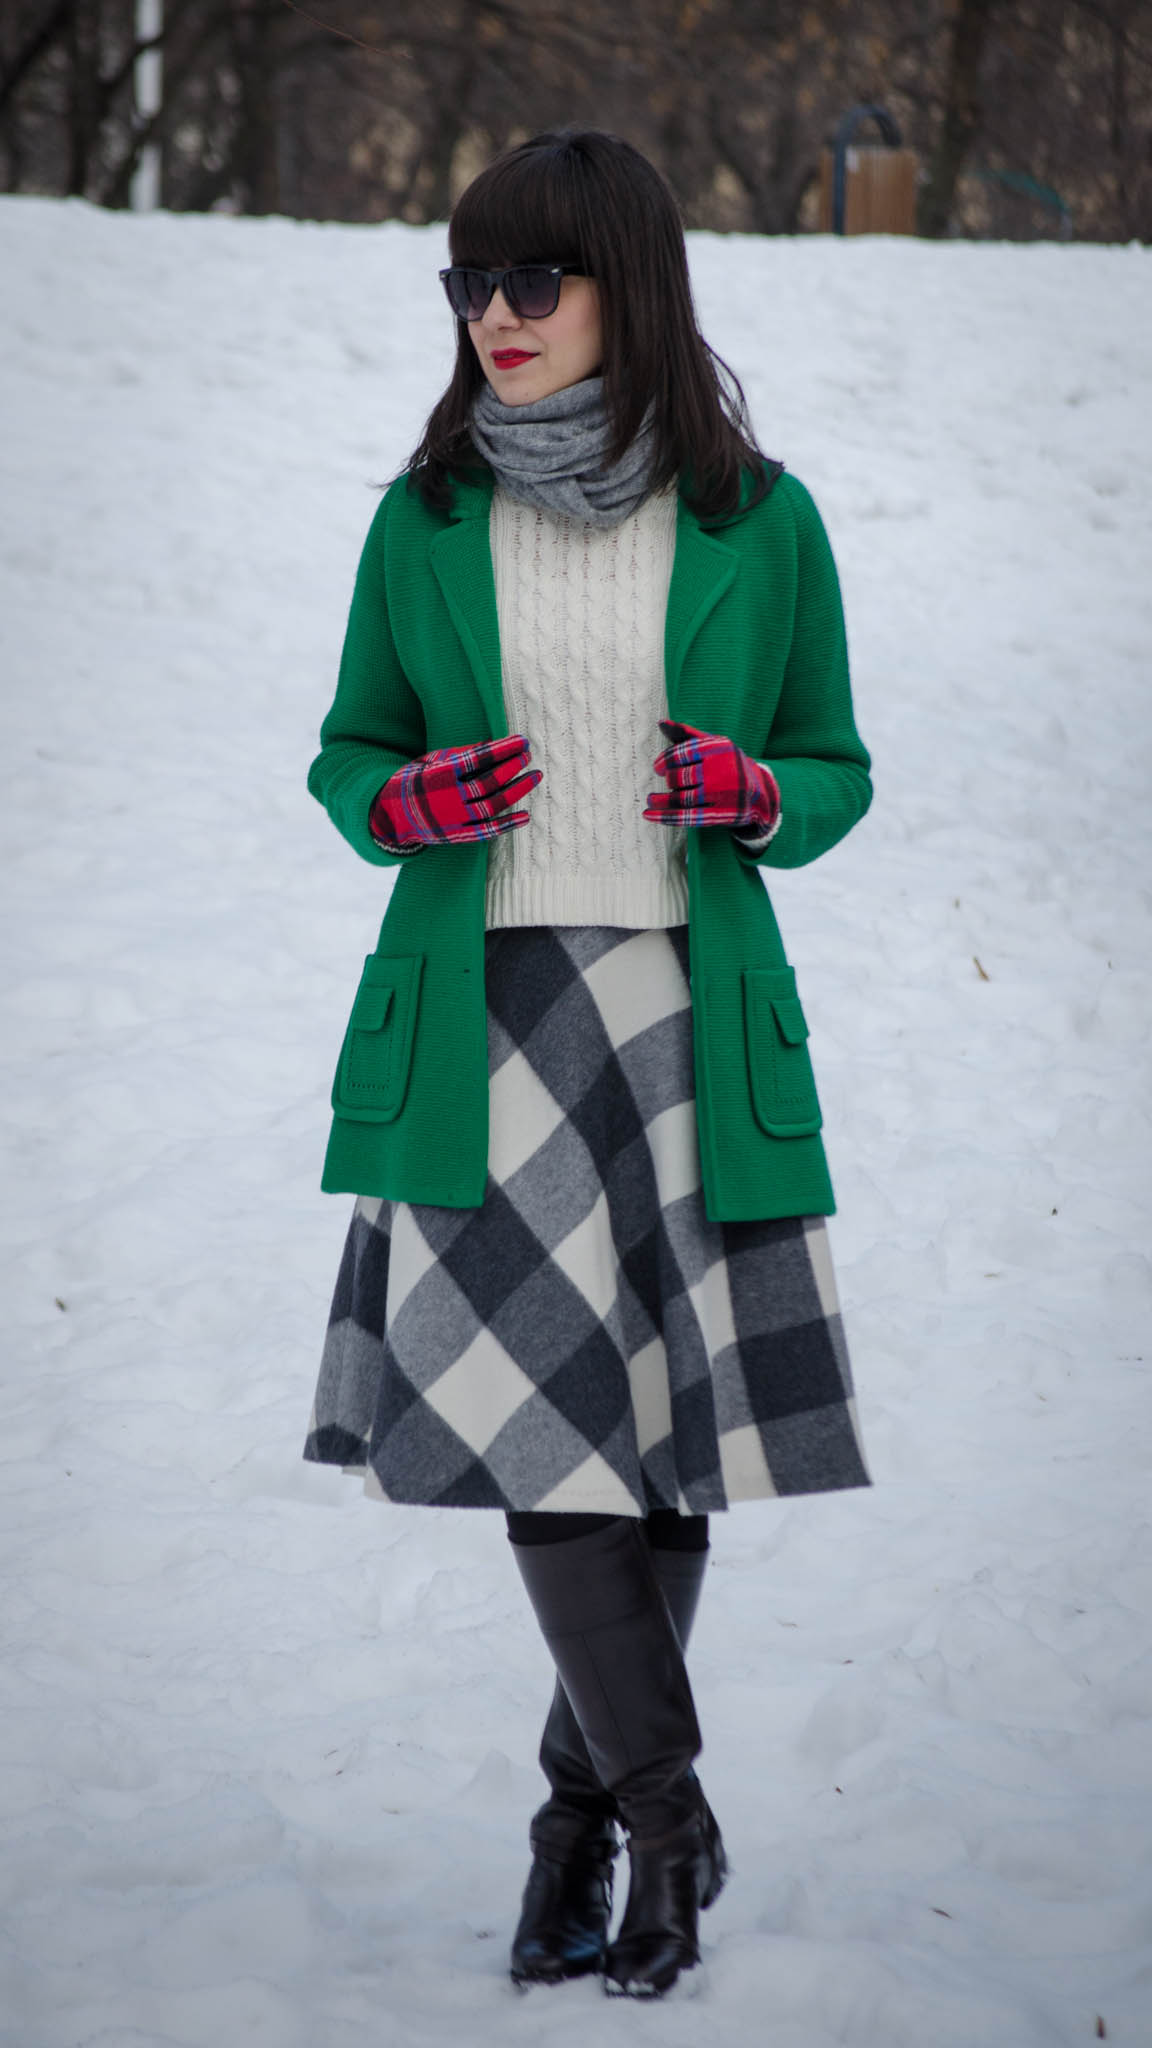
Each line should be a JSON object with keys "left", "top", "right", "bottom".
{"left": 485, "top": 862, "right": 689, "bottom": 930}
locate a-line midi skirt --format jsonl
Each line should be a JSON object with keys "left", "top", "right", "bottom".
{"left": 302, "top": 923, "right": 872, "bottom": 1515}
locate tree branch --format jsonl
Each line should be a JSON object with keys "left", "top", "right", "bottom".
{"left": 273, "top": 0, "right": 648, "bottom": 64}
{"left": 0, "top": 0, "right": 73, "bottom": 120}
{"left": 1064, "top": 0, "right": 1152, "bottom": 73}
{"left": 97, "top": 4, "right": 234, "bottom": 206}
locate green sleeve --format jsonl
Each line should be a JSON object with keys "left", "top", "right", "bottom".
{"left": 734, "top": 475, "right": 872, "bottom": 871}
{"left": 306, "top": 485, "right": 428, "bottom": 869}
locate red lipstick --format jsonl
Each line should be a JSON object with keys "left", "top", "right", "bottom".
{"left": 492, "top": 350, "right": 537, "bottom": 368}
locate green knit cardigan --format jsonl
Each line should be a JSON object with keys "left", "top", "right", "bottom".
{"left": 308, "top": 460, "right": 872, "bottom": 1220}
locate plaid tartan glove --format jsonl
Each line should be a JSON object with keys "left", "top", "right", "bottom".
{"left": 643, "top": 719, "right": 782, "bottom": 843}
{"left": 369, "top": 734, "right": 542, "bottom": 852}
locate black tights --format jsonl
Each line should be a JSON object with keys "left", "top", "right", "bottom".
{"left": 506, "top": 1509, "right": 709, "bottom": 1553}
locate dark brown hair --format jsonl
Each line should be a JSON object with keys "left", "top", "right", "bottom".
{"left": 398, "top": 126, "right": 780, "bottom": 526}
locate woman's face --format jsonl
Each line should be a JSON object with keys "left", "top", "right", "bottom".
{"left": 469, "top": 272, "right": 603, "bottom": 404}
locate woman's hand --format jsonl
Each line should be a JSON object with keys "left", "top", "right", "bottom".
{"left": 643, "top": 719, "right": 781, "bottom": 838}
{"left": 369, "top": 734, "right": 542, "bottom": 851}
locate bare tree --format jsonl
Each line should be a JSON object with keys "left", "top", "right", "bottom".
{"left": 1, "top": 0, "right": 1149, "bottom": 238}
{"left": 918, "top": 0, "right": 996, "bottom": 236}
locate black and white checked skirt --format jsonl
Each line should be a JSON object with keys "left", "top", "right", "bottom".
{"left": 302, "top": 924, "right": 871, "bottom": 1514}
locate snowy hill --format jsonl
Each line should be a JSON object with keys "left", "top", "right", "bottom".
{"left": 1, "top": 196, "right": 1151, "bottom": 2046}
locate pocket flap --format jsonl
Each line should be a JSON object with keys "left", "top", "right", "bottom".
{"left": 350, "top": 987, "right": 393, "bottom": 1034}
{"left": 332, "top": 954, "right": 423, "bottom": 1125}
{"left": 771, "top": 995, "right": 809, "bottom": 1047}
{"left": 742, "top": 965, "right": 823, "bottom": 1140}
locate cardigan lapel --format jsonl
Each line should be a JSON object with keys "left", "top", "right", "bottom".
{"left": 664, "top": 496, "right": 738, "bottom": 725}
{"left": 428, "top": 463, "right": 741, "bottom": 738}
{"left": 429, "top": 469, "right": 507, "bottom": 739}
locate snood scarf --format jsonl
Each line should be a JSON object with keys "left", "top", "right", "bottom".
{"left": 469, "top": 372, "right": 660, "bottom": 528}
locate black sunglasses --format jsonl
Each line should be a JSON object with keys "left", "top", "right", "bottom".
{"left": 439, "top": 263, "right": 586, "bottom": 322}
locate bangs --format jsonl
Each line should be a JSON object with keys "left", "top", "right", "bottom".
{"left": 448, "top": 148, "right": 592, "bottom": 272}
{"left": 408, "top": 125, "right": 774, "bottom": 520}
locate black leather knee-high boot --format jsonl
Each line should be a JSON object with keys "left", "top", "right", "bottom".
{"left": 509, "top": 1540, "right": 709, "bottom": 1987}
{"left": 509, "top": 1519, "right": 726, "bottom": 1997}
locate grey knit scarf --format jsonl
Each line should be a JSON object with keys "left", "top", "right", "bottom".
{"left": 469, "top": 373, "right": 659, "bottom": 527}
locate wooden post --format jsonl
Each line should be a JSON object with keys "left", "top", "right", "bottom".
{"left": 818, "top": 145, "right": 919, "bottom": 234}
{"left": 817, "top": 103, "right": 919, "bottom": 236}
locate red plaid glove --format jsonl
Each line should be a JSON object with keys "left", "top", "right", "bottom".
{"left": 369, "top": 734, "right": 542, "bottom": 851}
{"left": 643, "top": 719, "right": 781, "bottom": 840}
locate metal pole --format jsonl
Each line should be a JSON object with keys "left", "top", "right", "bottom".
{"left": 130, "top": 0, "right": 163, "bottom": 211}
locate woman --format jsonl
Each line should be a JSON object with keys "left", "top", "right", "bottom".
{"left": 303, "top": 126, "right": 873, "bottom": 1999}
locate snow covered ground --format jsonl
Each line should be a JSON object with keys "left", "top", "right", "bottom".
{"left": 1, "top": 196, "right": 1150, "bottom": 2047}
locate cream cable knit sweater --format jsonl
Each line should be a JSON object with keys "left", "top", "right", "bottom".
{"left": 484, "top": 481, "right": 691, "bottom": 930}
{"left": 374, "top": 480, "right": 778, "bottom": 916}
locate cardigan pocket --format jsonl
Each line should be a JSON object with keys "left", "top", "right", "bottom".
{"left": 332, "top": 954, "right": 424, "bottom": 1123}
{"left": 742, "top": 966, "right": 823, "bottom": 1138}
